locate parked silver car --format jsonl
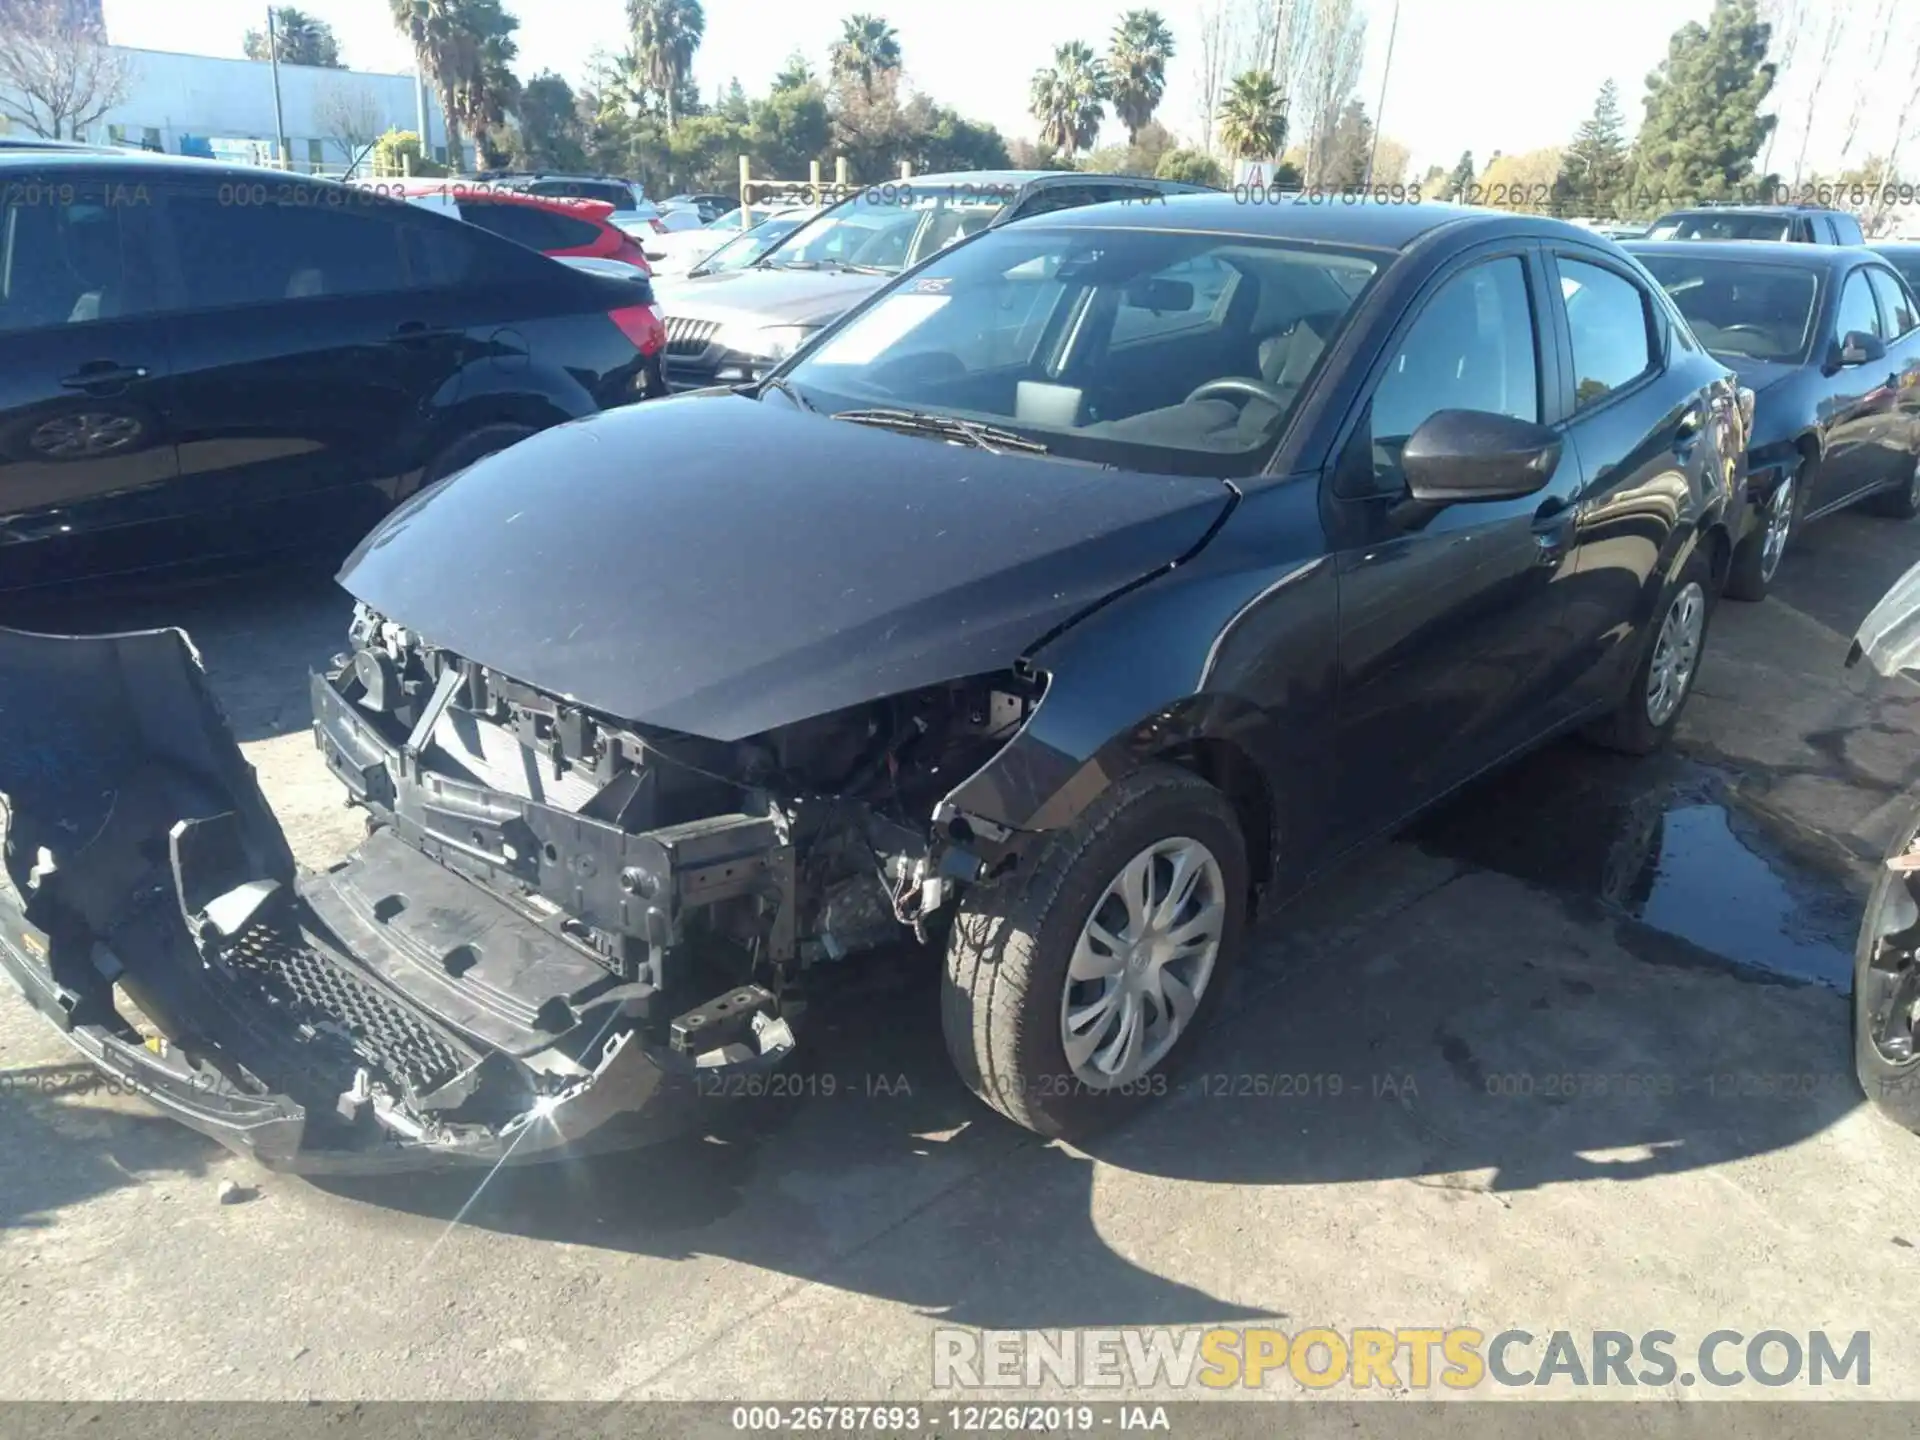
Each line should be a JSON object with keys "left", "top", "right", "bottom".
{"left": 657, "top": 170, "right": 1213, "bottom": 388}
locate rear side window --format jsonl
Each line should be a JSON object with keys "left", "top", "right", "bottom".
{"left": 460, "top": 201, "right": 563, "bottom": 250}
{"left": 1836, "top": 269, "right": 1884, "bottom": 340}
{"left": 0, "top": 174, "right": 157, "bottom": 331}
{"left": 1830, "top": 212, "right": 1865, "bottom": 246}
{"left": 1867, "top": 266, "right": 1917, "bottom": 336}
{"left": 163, "top": 191, "right": 408, "bottom": 309}
{"left": 1558, "top": 258, "right": 1656, "bottom": 408}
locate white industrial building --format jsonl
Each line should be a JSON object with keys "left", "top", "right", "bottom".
{"left": 1, "top": 46, "right": 452, "bottom": 174}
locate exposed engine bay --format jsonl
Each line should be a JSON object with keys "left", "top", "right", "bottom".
{"left": 0, "top": 613, "right": 1041, "bottom": 1171}
{"left": 334, "top": 601, "right": 1040, "bottom": 1013}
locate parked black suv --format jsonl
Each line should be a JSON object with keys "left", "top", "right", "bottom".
{"left": 1646, "top": 204, "right": 1866, "bottom": 245}
{"left": 0, "top": 153, "right": 662, "bottom": 592}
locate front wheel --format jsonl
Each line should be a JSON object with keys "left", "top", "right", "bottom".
{"left": 1724, "top": 467, "right": 1799, "bottom": 601}
{"left": 1853, "top": 813, "right": 1920, "bottom": 1128}
{"left": 941, "top": 763, "right": 1248, "bottom": 1138}
{"left": 1584, "top": 547, "right": 1714, "bottom": 755}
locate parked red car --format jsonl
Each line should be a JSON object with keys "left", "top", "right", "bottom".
{"left": 362, "top": 179, "right": 666, "bottom": 366}
{"left": 366, "top": 180, "right": 654, "bottom": 275}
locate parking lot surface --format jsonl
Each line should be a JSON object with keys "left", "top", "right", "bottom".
{"left": 3, "top": 513, "right": 1919, "bottom": 1401}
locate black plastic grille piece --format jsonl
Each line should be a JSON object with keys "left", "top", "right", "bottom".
{"left": 223, "top": 924, "right": 466, "bottom": 1099}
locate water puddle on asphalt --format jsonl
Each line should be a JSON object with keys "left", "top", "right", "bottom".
{"left": 1412, "top": 746, "right": 1857, "bottom": 989}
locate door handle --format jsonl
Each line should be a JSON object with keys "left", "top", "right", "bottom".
{"left": 61, "top": 362, "right": 150, "bottom": 392}
{"left": 1531, "top": 496, "right": 1575, "bottom": 566}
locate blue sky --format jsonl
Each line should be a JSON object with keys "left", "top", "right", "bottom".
{"left": 100, "top": 0, "right": 1898, "bottom": 180}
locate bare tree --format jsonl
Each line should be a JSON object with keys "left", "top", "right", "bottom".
{"left": 316, "top": 78, "right": 386, "bottom": 175}
{"left": 1833, "top": 0, "right": 1892, "bottom": 174}
{"left": 1194, "top": 0, "right": 1238, "bottom": 156}
{"left": 1294, "top": 0, "right": 1365, "bottom": 185}
{"left": 1784, "top": 2, "right": 1847, "bottom": 185}
{"left": 1757, "top": 0, "right": 1805, "bottom": 176}
{"left": 0, "top": 0, "right": 132, "bottom": 140}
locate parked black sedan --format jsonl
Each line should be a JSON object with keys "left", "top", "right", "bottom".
{"left": 0, "top": 152, "right": 664, "bottom": 594}
{"left": 0, "top": 197, "right": 1745, "bottom": 1170}
{"left": 1626, "top": 240, "right": 1920, "bottom": 599}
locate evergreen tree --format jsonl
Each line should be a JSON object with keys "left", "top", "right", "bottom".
{"left": 1560, "top": 78, "right": 1628, "bottom": 212}
{"left": 1441, "top": 150, "right": 1474, "bottom": 201}
{"left": 1628, "top": 0, "right": 1776, "bottom": 204}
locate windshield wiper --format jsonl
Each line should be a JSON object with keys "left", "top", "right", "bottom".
{"left": 760, "top": 374, "right": 818, "bottom": 412}
{"left": 833, "top": 407, "right": 1050, "bottom": 455}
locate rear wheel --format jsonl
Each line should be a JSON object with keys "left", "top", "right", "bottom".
{"left": 1864, "top": 451, "right": 1920, "bottom": 520}
{"left": 941, "top": 764, "right": 1247, "bottom": 1138}
{"left": 1584, "top": 547, "right": 1714, "bottom": 755}
{"left": 1724, "top": 466, "right": 1799, "bottom": 601}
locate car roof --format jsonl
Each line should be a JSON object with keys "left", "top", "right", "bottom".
{"left": 1019, "top": 193, "right": 1589, "bottom": 251}
{"left": 1653, "top": 204, "right": 1849, "bottom": 217}
{"left": 1873, "top": 240, "right": 1920, "bottom": 253}
{"left": 1625, "top": 238, "right": 1882, "bottom": 270}
{"left": 0, "top": 149, "right": 304, "bottom": 181}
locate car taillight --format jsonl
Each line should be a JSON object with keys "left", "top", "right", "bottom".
{"left": 609, "top": 303, "right": 666, "bottom": 357}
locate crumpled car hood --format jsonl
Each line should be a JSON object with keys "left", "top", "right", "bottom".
{"left": 339, "top": 395, "right": 1234, "bottom": 740}
{"left": 1851, "top": 557, "right": 1920, "bottom": 680}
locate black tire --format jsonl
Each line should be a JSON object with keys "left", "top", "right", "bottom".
{"left": 941, "top": 762, "right": 1248, "bottom": 1138}
{"left": 417, "top": 423, "right": 538, "bottom": 494}
{"left": 1724, "top": 465, "right": 1801, "bottom": 602}
{"left": 1863, "top": 452, "right": 1920, "bottom": 520}
{"left": 1583, "top": 546, "right": 1715, "bottom": 756}
{"left": 1853, "top": 810, "right": 1920, "bottom": 1128}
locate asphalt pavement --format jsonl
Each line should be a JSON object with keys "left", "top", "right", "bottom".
{"left": 2, "top": 508, "right": 1919, "bottom": 1401}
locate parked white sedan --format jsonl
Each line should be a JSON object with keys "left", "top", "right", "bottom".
{"left": 644, "top": 205, "right": 815, "bottom": 274}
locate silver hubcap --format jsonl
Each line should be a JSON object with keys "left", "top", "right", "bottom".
{"left": 1646, "top": 581, "right": 1706, "bottom": 727}
{"left": 1760, "top": 476, "right": 1794, "bottom": 580}
{"left": 33, "top": 412, "right": 140, "bottom": 458}
{"left": 1060, "top": 836, "right": 1225, "bottom": 1088}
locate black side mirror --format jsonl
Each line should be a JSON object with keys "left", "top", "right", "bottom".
{"left": 1400, "top": 408, "right": 1563, "bottom": 506}
{"left": 1838, "top": 330, "right": 1888, "bottom": 367}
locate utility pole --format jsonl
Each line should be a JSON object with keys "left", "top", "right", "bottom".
{"left": 1362, "top": 0, "right": 1400, "bottom": 191}
{"left": 265, "top": 6, "right": 290, "bottom": 169}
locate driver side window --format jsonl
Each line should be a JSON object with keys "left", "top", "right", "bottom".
{"left": 1340, "top": 255, "right": 1539, "bottom": 497}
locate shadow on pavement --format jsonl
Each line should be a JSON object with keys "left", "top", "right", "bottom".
{"left": 304, "top": 773, "right": 1862, "bottom": 1328}
{"left": 0, "top": 567, "right": 352, "bottom": 744}
{"left": 1772, "top": 509, "right": 1918, "bottom": 640}
{"left": 0, "top": 1066, "right": 221, "bottom": 1233}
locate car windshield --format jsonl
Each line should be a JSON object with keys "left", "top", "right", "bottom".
{"left": 778, "top": 223, "right": 1380, "bottom": 476}
{"left": 1647, "top": 212, "right": 1794, "bottom": 242}
{"left": 695, "top": 214, "right": 812, "bottom": 274}
{"left": 1637, "top": 255, "right": 1820, "bottom": 361}
{"left": 757, "top": 186, "right": 1009, "bottom": 274}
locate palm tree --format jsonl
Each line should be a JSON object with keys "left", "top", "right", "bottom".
{"left": 1107, "top": 9, "right": 1174, "bottom": 145}
{"left": 628, "top": 0, "right": 705, "bottom": 130}
{"left": 391, "top": 0, "right": 467, "bottom": 168}
{"left": 1217, "top": 69, "right": 1287, "bottom": 161}
{"left": 1029, "top": 41, "right": 1107, "bottom": 159}
{"left": 830, "top": 14, "right": 902, "bottom": 102}
{"left": 458, "top": 6, "right": 521, "bottom": 167}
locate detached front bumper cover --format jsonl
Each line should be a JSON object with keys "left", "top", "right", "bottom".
{"left": 0, "top": 626, "right": 792, "bottom": 1173}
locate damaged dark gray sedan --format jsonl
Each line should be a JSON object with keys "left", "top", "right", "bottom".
{"left": 0, "top": 196, "right": 1746, "bottom": 1169}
